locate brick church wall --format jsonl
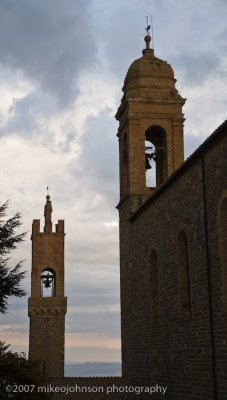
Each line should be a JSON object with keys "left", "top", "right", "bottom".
{"left": 119, "top": 125, "right": 227, "bottom": 399}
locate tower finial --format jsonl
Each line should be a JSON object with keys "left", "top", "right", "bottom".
{"left": 46, "top": 186, "right": 50, "bottom": 201}
{"left": 144, "top": 33, "right": 151, "bottom": 49}
{"left": 143, "top": 15, "right": 154, "bottom": 53}
{"left": 44, "top": 190, "right": 52, "bottom": 232}
{"left": 145, "top": 15, "right": 151, "bottom": 35}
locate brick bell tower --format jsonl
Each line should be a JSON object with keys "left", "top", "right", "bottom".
{"left": 116, "top": 32, "right": 186, "bottom": 381}
{"left": 28, "top": 194, "right": 67, "bottom": 378}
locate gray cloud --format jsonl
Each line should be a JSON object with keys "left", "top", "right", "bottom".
{"left": 0, "top": 0, "right": 97, "bottom": 105}
{"left": 0, "top": 325, "right": 28, "bottom": 334}
{"left": 184, "top": 132, "right": 204, "bottom": 159}
{"left": 215, "top": 26, "right": 227, "bottom": 56}
{"left": 172, "top": 50, "right": 220, "bottom": 86}
{"left": 1, "top": 297, "right": 29, "bottom": 325}
{"left": 66, "top": 310, "right": 120, "bottom": 337}
{"left": 79, "top": 109, "right": 119, "bottom": 203}
{"left": 67, "top": 279, "right": 120, "bottom": 308}
{"left": 0, "top": 91, "right": 56, "bottom": 136}
{"left": 171, "top": 29, "right": 227, "bottom": 87}
{"left": 65, "top": 346, "right": 121, "bottom": 363}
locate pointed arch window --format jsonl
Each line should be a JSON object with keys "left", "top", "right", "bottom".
{"left": 40, "top": 268, "right": 56, "bottom": 297}
{"left": 219, "top": 196, "right": 227, "bottom": 309}
{"left": 177, "top": 231, "right": 191, "bottom": 317}
{"left": 150, "top": 250, "right": 159, "bottom": 320}
{"left": 145, "top": 125, "right": 167, "bottom": 188}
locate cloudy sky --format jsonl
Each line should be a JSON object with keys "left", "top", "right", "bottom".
{"left": 0, "top": 0, "right": 227, "bottom": 365}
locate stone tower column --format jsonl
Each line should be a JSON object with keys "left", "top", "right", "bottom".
{"left": 28, "top": 195, "right": 67, "bottom": 378}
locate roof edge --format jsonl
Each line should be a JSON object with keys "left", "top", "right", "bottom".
{"left": 129, "top": 118, "right": 227, "bottom": 222}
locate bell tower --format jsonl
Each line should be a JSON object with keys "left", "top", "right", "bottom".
{"left": 116, "top": 32, "right": 186, "bottom": 380}
{"left": 28, "top": 195, "right": 67, "bottom": 378}
{"left": 116, "top": 33, "right": 186, "bottom": 209}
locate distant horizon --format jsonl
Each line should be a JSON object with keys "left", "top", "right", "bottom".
{"left": 65, "top": 361, "right": 122, "bottom": 377}
{"left": 66, "top": 361, "right": 121, "bottom": 365}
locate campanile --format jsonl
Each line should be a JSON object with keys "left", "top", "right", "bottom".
{"left": 116, "top": 32, "right": 186, "bottom": 380}
{"left": 28, "top": 195, "right": 67, "bottom": 378}
{"left": 116, "top": 33, "right": 186, "bottom": 210}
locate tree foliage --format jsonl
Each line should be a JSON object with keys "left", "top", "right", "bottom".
{"left": 0, "top": 203, "right": 49, "bottom": 399}
{"left": 0, "top": 201, "right": 26, "bottom": 314}
{"left": 0, "top": 342, "right": 49, "bottom": 399}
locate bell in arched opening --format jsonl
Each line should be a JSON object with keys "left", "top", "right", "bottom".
{"left": 145, "top": 125, "right": 167, "bottom": 188}
{"left": 40, "top": 268, "right": 56, "bottom": 297}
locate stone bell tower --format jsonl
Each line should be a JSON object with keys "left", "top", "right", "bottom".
{"left": 116, "top": 32, "right": 186, "bottom": 210}
{"left": 28, "top": 195, "right": 67, "bottom": 378}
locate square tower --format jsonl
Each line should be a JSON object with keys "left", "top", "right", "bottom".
{"left": 116, "top": 34, "right": 186, "bottom": 209}
{"left": 28, "top": 195, "right": 67, "bottom": 378}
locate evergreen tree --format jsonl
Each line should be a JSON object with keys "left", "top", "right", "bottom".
{"left": 0, "top": 201, "right": 26, "bottom": 314}
{"left": 0, "top": 203, "right": 48, "bottom": 399}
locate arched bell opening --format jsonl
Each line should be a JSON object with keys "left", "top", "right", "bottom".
{"left": 40, "top": 268, "right": 56, "bottom": 297}
{"left": 145, "top": 126, "right": 167, "bottom": 187}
